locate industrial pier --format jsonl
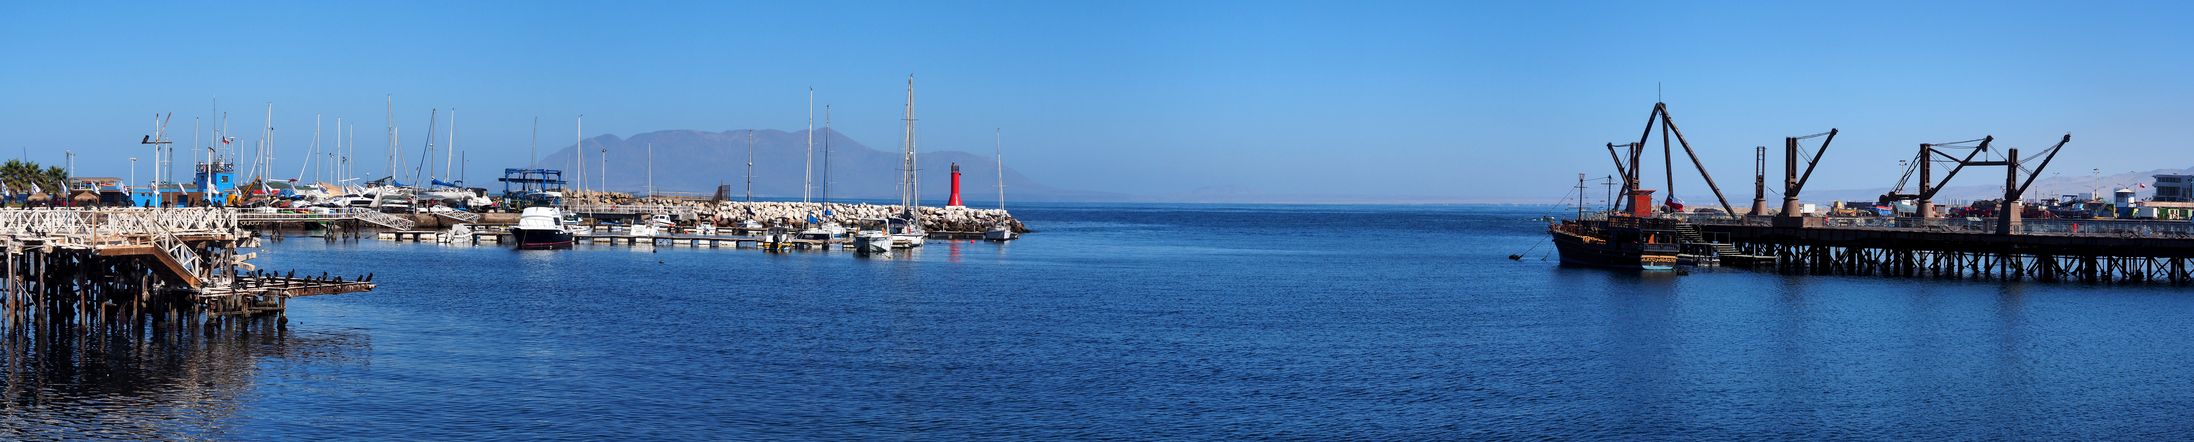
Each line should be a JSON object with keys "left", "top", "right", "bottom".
{"left": 1579, "top": 101, "right": 2194, "bottom": 284}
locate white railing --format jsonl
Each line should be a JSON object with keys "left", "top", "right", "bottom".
{"left": 233, "top": 207, "right": 416, "bottom": 230}
{"left": 436, "top": 211, "right": 482, "bottom": 223}
{"left": 568, "top": 204, "right": 693, "bottom": 217}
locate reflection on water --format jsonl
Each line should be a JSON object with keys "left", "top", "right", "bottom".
{"left": 0, "top": 316, "right": 367, "bottom": 439}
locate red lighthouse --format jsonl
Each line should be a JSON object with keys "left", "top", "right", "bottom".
{"left": 947, "top": 162, "right": 964, "bottom": 207}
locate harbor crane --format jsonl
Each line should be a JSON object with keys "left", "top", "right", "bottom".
{"left": 1881, "top": 134, "right": 2071, "bottom": 234}
{"left": 1602, "top": 102, "right": 1739, "bottom": 220}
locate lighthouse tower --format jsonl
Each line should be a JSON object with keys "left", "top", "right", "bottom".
{"left": 947, "top": 162, "right": 964, "bottom": 207}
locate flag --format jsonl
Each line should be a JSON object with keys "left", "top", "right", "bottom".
{"left": 1663, "top": 195, "right": 1686, "bottom": 212}
{"left": 221, "top": 136, "right": 234, "bottom": 145}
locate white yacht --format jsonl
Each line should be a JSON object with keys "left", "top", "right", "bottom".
{"left": 511, "top": 207, "right": 574, "bottom": 250}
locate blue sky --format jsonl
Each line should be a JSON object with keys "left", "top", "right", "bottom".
{"left": 2, "top": 1, "right": 2189, "bottom": 202}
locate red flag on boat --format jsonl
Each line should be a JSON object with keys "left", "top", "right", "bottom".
{"left": 1663, "top": 195, "right": 1685, "bottom": 212}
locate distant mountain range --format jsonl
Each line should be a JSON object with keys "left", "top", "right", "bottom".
{"left": 528, "top": 128, "right": 1119, "bottom": 203}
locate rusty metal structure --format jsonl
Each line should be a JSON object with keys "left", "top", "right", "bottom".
{"left": 1564, "top": 101, "right": 2194, "bottom": 284}
{"left": 1604, "top": 102, "right": 1738, "bottom": 219}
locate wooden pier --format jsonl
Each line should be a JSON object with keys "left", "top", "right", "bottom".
{"left": 0, "top": 208, "right": 374, "bottom": 327}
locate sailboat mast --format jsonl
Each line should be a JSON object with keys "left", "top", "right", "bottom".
{"left": 745, "top": 129, "right": 754, "bottom": 202}
{"left": 385, "top": 95, "right": 395, "bottom": 181}
{"left": 996, "top": 128, "right": 1004, "bottom": 211}
{"left": 299, "top": 114, "right": 320, "bottom": 182}
{"left": 823, "top": 104, "right": 831, "bottom": 203}
{"left": 447, "top": 108, "right": 457, "bottom": 185}
{"left": 646, "top": 142, "right": 653, "bottom": 198}
{"left": 575, "top": 115, "right": 585, "bottom": 205}
{"left": 259, "top": 102, "right": 273, "bottom": 185}
{"left": 415, "top": 108, "right": 437, "bottom": 192}
{"left": 805, "top": 87, "right": 814, "bottom": 203}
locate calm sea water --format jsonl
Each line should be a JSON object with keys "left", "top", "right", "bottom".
{"left": 5, "top": 203, "right": 2194, "bottom": 439}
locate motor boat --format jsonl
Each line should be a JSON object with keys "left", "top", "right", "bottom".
{"left": 511, "top": 207, "right": 574, "bottom": 250}
{"left": 887, "top": 217, "right": 925, "bottom": 248}
{"left": 438, "top": 223, "right": 475, "bottom": 244}
{"left": 561, "top": 212, "right": 593, "bottom": 236}
{"left": 853, "top": 230, "right": 892, "bottom": 255}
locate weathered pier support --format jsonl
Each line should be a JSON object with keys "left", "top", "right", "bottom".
{"left": 1701, "top": 219, "right": 2194, "bottom": 285}
{"left": 0, "top": 208, "right": 373, "bottom": 327}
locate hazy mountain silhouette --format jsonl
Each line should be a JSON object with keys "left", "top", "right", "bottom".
{"left": 528, "top": 128, "right": 1115, "bottom": 203}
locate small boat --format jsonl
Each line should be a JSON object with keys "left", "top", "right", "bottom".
{"left": 797, "top": 220, "right": 848, "bottom": 241}
{"left": 853, "top": 230, "right": 892, "bottom": 255}
{"left": 985, "top": 128, "right": 1019, "bottom": 242}
{"left": 983, "top": 223, "right": 1017, "bottom": 241}
{"left": 887, "top": 217, "right": 925, "bottom": 248}
{"left": 693, "top": 222, "right": 718, "bottom": 236}
{"left": 438, "top": 223, "right": 475, "bottom": 243}
{"left": 512, "top": 207, "right": 575, "bottom": 250}
{"left": 762, "top": 226, "right": 795, "bottom": 251}
{"left": 561, "top": 212, "right": 593, "bottom": 236}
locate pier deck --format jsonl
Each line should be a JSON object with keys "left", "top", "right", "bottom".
{"left": 1690, "top": 216, "right": 2194, "bottom": 283}
{"left": 0, "top": 208, "right": 374, "bottom": 323}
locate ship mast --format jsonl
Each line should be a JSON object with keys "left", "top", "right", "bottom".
{"left": 902, "top": 75, "right": 920, "bottom": 226}
{"left": 805, "top": 87, "right": 814, "bottom": 203}
{"left": 745, "top": 129, "right": 754, "bottom": 202}
{"left": 996, "top": 128, "right": 1005, "bottom": 211}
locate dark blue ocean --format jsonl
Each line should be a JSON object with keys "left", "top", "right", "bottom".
{"left": 6, "top": 203, "right": 2194, "bottom": 439}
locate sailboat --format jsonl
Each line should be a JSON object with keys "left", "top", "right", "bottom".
{"left": 799, "top": 106, "right": 848, "bottom": 241}
{"left": 985, "top": 128, "right": 1018, "bottom": 241}
{"left": 890, "top": 75, "right": 927, "bottom": 248}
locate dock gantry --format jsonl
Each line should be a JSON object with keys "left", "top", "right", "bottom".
{"left": 0, "top": 208, "right": 372, "bottom": 328}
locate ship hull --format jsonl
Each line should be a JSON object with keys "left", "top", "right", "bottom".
{"left": 1551, "top": 226, "right": 1677, "bottom": 271}
{"left": 512, "top": 228, "right": 574, "bottom": 250}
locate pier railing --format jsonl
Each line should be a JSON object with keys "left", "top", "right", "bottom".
{"left": 0, "top": 208, "right": 239, "bottom": 242}
{"left": 235, "top": 207, "right": 416, "bottom": 230}
{"left": 568, "top": 204, "right": 694, "bottom": 218}
{"left": 1676, "top": 214, "right": 2194, "bottom": 238}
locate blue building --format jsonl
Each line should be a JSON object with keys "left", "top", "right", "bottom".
{"left": 132, "top": 161, "right": 237, "bottom": 207}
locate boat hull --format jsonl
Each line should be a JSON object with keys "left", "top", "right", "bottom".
{"left": 1550, "top": 227, "right": 1677, "bottom": 271}
{"left": 512, "top": 228, "right": 574, "bottom": 250}
{"left": 853, "top": 235, "right": 891, "bottom": 255}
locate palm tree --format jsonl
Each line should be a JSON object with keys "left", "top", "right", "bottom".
{"left": 0, "top": 160, "right": 68, "bottom": 207}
